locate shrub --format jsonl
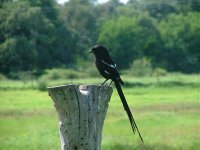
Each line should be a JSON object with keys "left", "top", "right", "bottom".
{"left": 0, "top": 73, "right": 6, "bottom": 81}
{"left": 37, "top": 79, "right": 47, "bottom": 91}
{"left": 85, "top": 65, "right": 101, "bottom": 77}
{"left": 125, "top": 58, "right": 153, "bottom": 77}
{"left": 152, "top": 68, "right": 167, "bottom": 77}
{"left": 40, "top": 68, "right": 87, "bottom": 81}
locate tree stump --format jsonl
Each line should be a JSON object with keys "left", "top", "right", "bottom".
{"left": 47, "top": 84, "right": 113, "bottom": 150}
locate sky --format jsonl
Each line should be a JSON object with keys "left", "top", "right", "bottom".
{"left": 57, "top": 0, "right": 128, "bottom": 5}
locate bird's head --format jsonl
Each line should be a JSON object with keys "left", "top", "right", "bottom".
{"left": 89, "top": 45, "right": 109, "bottom": 58}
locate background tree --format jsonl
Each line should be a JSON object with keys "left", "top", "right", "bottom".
{"left": 61, "top": 0, "right": 97, "bottom": 60}
{"left": 1, "top": 0, "right": 200, "bottom": 77}
{"left": 0, "top": 1, "right": 44, "bottom": 74}
{"left": 0, "top": 0, "right": 76, "bottom": 75}
{"left": 158, "top": 12, "right": 200, "bottom": 72}
{"left": 98, "top": 16, "right": 143, "bottom": 69}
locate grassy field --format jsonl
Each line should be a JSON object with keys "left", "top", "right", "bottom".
{"left": 0, "top": 74, "right": 200, "bottom": 150}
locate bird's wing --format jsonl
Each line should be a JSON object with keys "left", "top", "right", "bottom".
{"left": 101, "top": 60, "right": 116, "bottom": 69}
{"left": 100, "top": 56, "right": 117, "bottom": 69}
{"left": 99, "top": 57, "right": 122, "bottom": 81}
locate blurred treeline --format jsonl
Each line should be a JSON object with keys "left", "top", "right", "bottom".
{"left": 0, "top": 0, "right": 200, "bottom": 79}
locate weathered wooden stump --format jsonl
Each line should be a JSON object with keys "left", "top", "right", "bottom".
{"left": 47, "top": 84, "right": 113, "bottom": 150}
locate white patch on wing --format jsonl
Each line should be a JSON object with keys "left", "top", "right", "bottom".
{"left": 104, "top": 70, "right": 110, "bottom": 75}
{"left": 101, "top": 60, "right": 115, "bottom": 68}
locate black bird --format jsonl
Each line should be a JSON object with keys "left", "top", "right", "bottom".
{"left": 89, "top": 45, "right": 143, "bottom": 142}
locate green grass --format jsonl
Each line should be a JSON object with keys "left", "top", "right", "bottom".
{"left": 0, "top": 75, "right": 200, "bottom": 150}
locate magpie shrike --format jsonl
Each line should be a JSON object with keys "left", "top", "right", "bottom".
{"left": 89, "top": 45, "right": 143, "bottom": 142}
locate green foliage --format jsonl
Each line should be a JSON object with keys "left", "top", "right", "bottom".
{"left": 37, "top": 79, "right": 47, "bottom": 91}
{"left": 140, "top": 0, "right": 177, "bottom": 20}
{"left": 40, "top": 68, "right": 87, "bottom": 81}
{"left": 61, "top": 0, "right": 97, "bottom": 57}
{"left": 98, "top": 16, "right": 143, "bottom": 69}
{"left": 0, "top": 37, "right": 37, "bottom": 73}
{"left": 0, "top": 0, "right": 76, "bottom": 75}
{"left": 1, "top": 0, "right": 200, "bottom": 77}
{"left": 0, "top": 1, "right": 52, "bottom": 73}
{"left": 85, "top": 64, "right": 102, "bottom": 77}
{"left": 0, "top": 73, "right": 6, "bottom": 81}
{"left": 153, "top": 68, "right": 167, "bottom": 77}
{"left": 127, "top": 58, "right": 153, "bottom": 77}
{"left": 158, "top": 12, "right": 200, "bottom": 72}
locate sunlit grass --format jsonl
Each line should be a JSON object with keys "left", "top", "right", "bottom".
{"left": 0, "top": 73, "right": 199, "bottom": 90}
{"left": 0, "top": 75, "right": 200, "bottom": 150}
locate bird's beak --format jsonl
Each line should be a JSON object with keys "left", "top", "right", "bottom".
{"left": 89, "top": 49, "right": 93, "bottom": 53}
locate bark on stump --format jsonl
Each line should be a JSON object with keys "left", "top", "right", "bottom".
{"left": 47, "top": 84, "right": 113, "bottom": 150}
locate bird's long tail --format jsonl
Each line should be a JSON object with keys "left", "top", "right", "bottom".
{"left": 114, "top": 81, "right": 144, "bottom": 142}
